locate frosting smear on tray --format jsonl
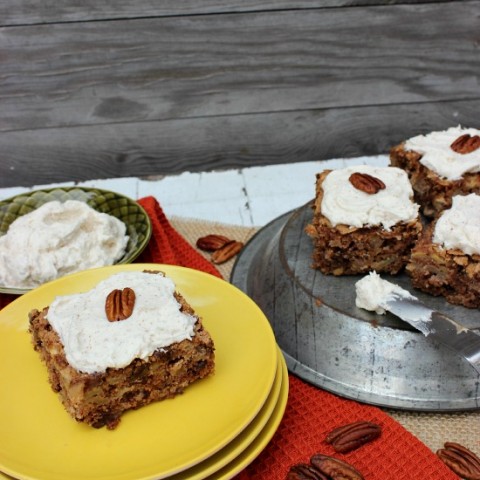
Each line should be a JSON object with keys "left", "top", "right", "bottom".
{"left": 355, "top": 271, "right": 415, "bottom": 315}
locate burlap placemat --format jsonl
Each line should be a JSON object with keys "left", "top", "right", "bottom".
{"left": 171, "top": 215, "right": 480, "bottom": 457}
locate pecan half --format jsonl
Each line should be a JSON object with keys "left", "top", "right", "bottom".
{"left": 325, "top": 420, "right": 382, "bottom": 453}
{"left": 437, "top": 442, "right": 480, "bottom": 480}
{"left": 105, "top": 287, "right": 136, "bottom": 322}
{"left": 311, "top": 454, "right": 364, "bottom": 480}
{"left": 196, "top": 234, "right": 232, "bottom": 251}
{"left": 286, "top": 463, "right": 329, "bottom": 480}
{"left": 349, "top": 172, "right": 386, "bottom": 194}
{"left": 450, "top": 134, "right": 480, "bottom": 154}
{"left": 211, "top": 240, "right": 244, "bottom": 264}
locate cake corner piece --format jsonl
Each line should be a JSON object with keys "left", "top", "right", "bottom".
{"left": 390, "top": 127, "right": 480, "bottom": 218}
{"left": 406, "top": 194, "right": 480, "bottom": 308}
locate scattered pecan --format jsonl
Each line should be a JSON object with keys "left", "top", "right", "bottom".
{"left": 310, "top": 454, "right": 364, "bottom": 480}
{"left": 211, "top": 240, "right": 244, "bottom": 264}
{"left": 105, "top": 287, "right": 136, "bottom": 322}
{"left": 437, "top": 442, "right": 480, "bottom": 480}
{"left": 349, "top": 172, "right": 386, "bottom": 194}
{"left": 196, "top": 234, "right": 232, "bottom": 251}
{"left": 325, "top": 420, "right": 382, "bottom": 453}
{"left": 450, "top": 134, "right": 480, "bottom": 154}
{"left": 286, "top": 463, "right": 329, "bottom": 480}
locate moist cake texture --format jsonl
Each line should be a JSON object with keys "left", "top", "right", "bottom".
{"left": 390, "top": 126, "right": 480, "bottom": 217}
{"left": 407, "top": 194, "right": 480, "bottom": 308}
{"left": 305, "top": 165, "right": 421, "bottom": 275}
{"left": 28, "top": 270, "right": 215, "bottom": 429}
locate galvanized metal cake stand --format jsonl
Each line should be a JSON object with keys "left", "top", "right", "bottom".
{"left": 231, "top": 202, "right": 480, "bottom": 411}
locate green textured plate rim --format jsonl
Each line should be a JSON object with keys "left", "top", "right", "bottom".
{"left": 0, "top": 186, "right": 152, "bottom": 295}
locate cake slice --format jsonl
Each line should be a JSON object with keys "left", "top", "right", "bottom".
{"left": 407, "top": 194, "right": 480, "bottom": 308}
{"left": 305, "top": 165, "right": 422, "bottom": 275}
{"left": 390, "top": 126, "right": 480, "bottom": 217}
{"left": 28, "top": 270, "right": 215, "bottom": 429}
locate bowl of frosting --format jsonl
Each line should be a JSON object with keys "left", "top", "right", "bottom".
{"left": 0, "top": 187, "right": 152, "bottom": 294}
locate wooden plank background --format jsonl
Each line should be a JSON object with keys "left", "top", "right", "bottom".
{"left": 1, "top": 1, "right": 478, "bottom": 187}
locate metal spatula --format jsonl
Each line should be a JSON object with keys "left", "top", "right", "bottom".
{"left": 385, "top": 295, "right": 480, "bottom": 375}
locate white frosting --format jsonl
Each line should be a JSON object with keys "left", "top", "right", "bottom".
{"left": 433, "top": 194, "right": 480, "bottom": 255}
{"left": 355, "top": 271, "right": 415, "bottom": 315}
{"left": 321, "top": 165, "right": 419, "bottom": 231}
{"left": 355, "top": 272, "right": 433, "bottom": 336}
{"left": 404, "top": 126, "right": 480, "bottom": 180}
{"left": 0, "top": 200, "right": 129, "bottom": 288}
{"left": 47, "top": 271, "right": 197, "bottom": 374}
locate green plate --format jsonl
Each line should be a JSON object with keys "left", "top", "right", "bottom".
{"left": 0, "top": 187, "right": 152, "bottom": 295}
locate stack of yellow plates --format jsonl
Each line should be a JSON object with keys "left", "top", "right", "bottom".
{"left": 0, "top": 264, "right": 288, "bottom": 480}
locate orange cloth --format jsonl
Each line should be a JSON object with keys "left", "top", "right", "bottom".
{"left": 0, "top": 196, "right": 457, "bottom": 479}
{"left": 135, "top": 196, "right": 222, "bottom": 278}
{"left": 237, "top": 375, "right": 457, "bottom": 479}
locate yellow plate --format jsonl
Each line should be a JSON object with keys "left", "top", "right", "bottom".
{"left": 0, "top": 350, "right": 288, "bottom": 480}
{"left": 0, "top": 264, "right": 278, "bottom": 480}
{"left": 169, "top": 347, "right": 288, "bottom": 480}
{"left": 209, "top": 351, "right": 289, "bottom": 479}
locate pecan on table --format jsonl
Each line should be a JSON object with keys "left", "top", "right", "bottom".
{"left": 325, "top": 421, "right": 382, "bottom": 453}
{"left": 349, "top": 172, "right": 386, "bottom": 194}
{"left": 286, "top": 463, "right": 329, "bottom": 480}
{"left": 437, "top": 442, "right": 480, "bottom": 480}
{"left": 196, "top": 234, "right": 232, "bottom": 251}
{"left": 310, "top": 454, "right": 364, "bottom": 480}
{"left": 211, "top": 240, "right": 244, "bottom": 264}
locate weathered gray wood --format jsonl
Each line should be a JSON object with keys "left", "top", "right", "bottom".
{"left": 1, "top": 1, "right": 478, "bottom": 187}
{"left": 0, "top": 0, "right": 458, "bottom": 26}
{"left": 1, "top": 99, "right": 477, "bottom": 188}
{"left": 1, "top": 2, "right": 479, "bottom": 133}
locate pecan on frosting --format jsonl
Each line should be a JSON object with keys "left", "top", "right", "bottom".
{"left": 105, "top": 287, "right": 136, "bottom": 322}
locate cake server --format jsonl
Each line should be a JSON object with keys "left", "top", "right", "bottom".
{"left": 385, "top": 295, "right": 480, "bottom": 375}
